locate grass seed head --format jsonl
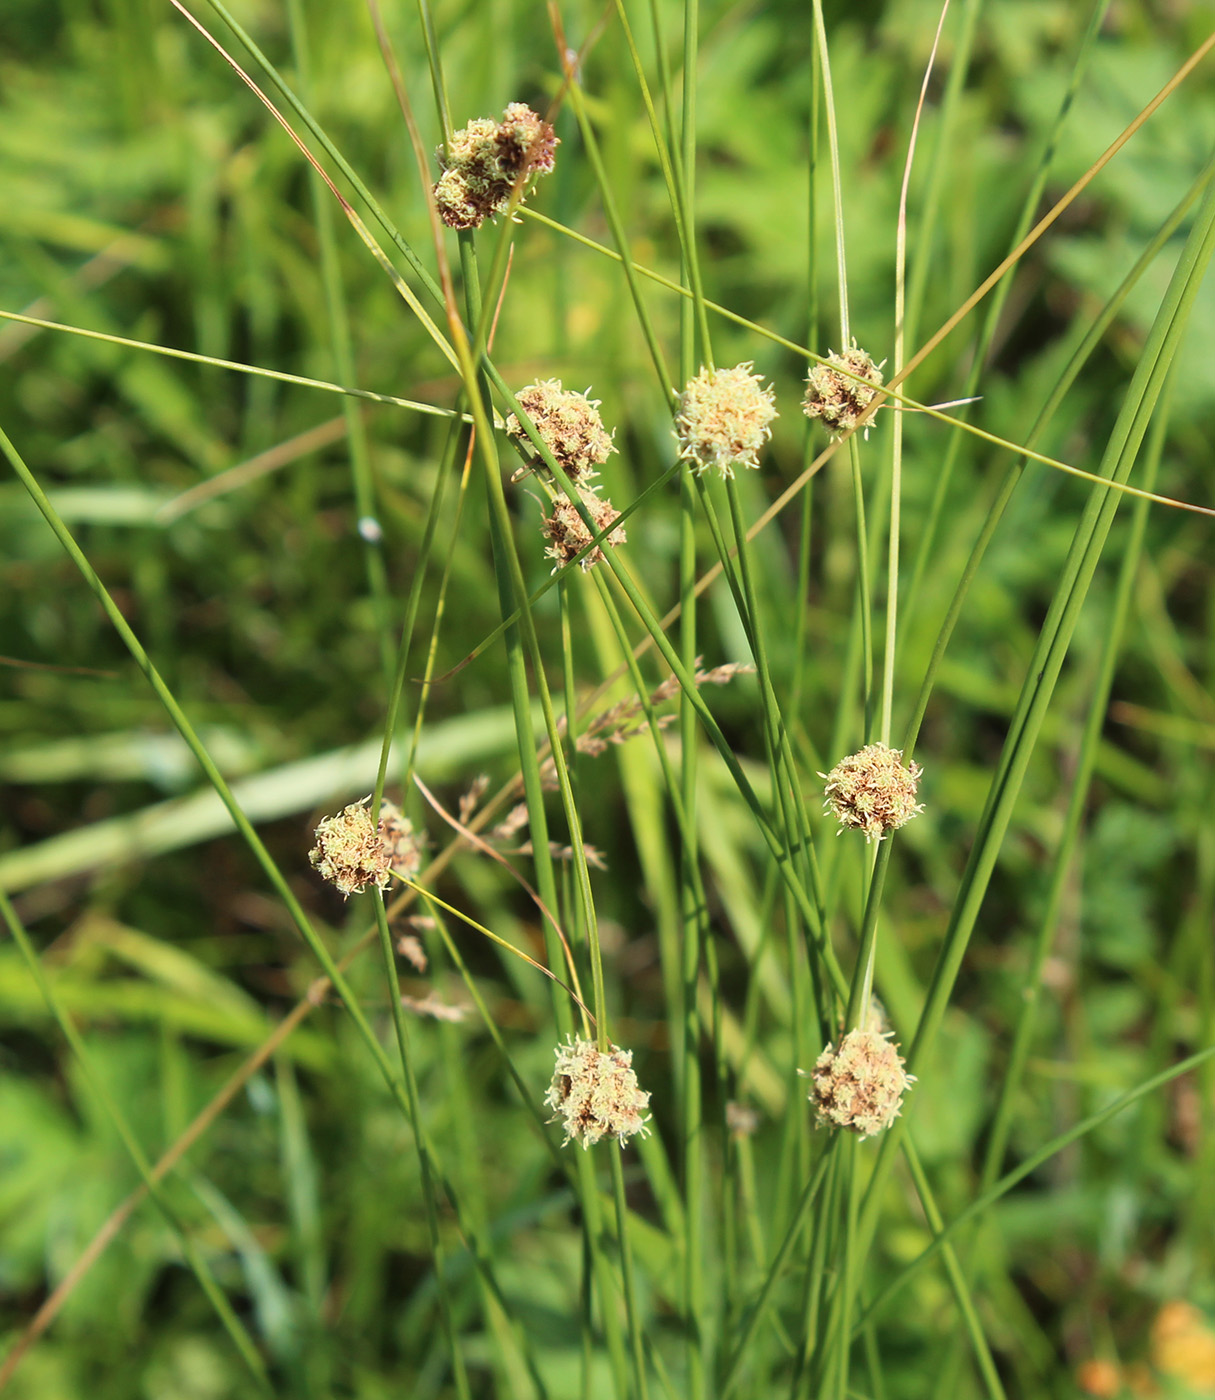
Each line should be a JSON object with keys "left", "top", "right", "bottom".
{"left": 506, "top": 380, "right": 615, "bottom": 483}
{"left": 802, "top": 345, "right": 884, "bottom": 437}
{"left": 809, "top": 1028, "right": 914, "bottom": 1139}
{"left": 821, "top": 741, "right": 923, "bottom": 842}
{"left": 675, "top": 362, "right": 778, "bottom": 479}
{"left": 541, "top": 489, "right": 626, "bottom": 572}
{"left": 309, "top": 800, "right": 392, "bottom": 898}
{"left": 545, "top": 1037, "right": 652, "bottom": 1149}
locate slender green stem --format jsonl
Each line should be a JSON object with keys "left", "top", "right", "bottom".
{"left": 611, "top": 1144, "right": 652, "bottom": 1400}
{"left": 287, "top": 0, "right": 394, "bottom": 683}
{"left": 372, "top": 897, "right": 472, "bottom": 1400}
{"left": 720, "top": 1141, "right": 835, "bottom": 1399}
{"left": 856, "top": 154, "right": 1215, "bottom": 1283}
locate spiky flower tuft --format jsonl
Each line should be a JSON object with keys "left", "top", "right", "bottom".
{"left": 496, "top": 102, "right": 559, "bottom": 178}
{"left": 545, "top": 1037, "right": 652, "bottom": 1148}
{"left": 433, "top": 105, "right": 558, "bottom": 230}
{"left": 808, "top": 1028, "right": 914, "bottom": 1139}
{"left": 309, "top": 800, "right": 392, "bottom": 898}
{"left": 675, "top": 362, "right": 778, "bottom": 478}
{"left": 506, "top": 380, "right": 615, "bottom": 484}
{"left": 433, "top": 168, "right": 488, "bottom": 231}
{"left": 821, "top": 742, "right": 923, "bottom": 842}
{"left": 802, "top": 345, "right": 884, "bottom": 437}
{"left": 541, "top": 489, "right": 626, "bottom": 573}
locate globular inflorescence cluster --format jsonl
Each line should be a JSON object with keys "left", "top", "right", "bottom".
{"left": 808, "top": 1028, "right": 915, "bottom": 1139}
{"left": 433, "top": 103, "right": 558, "bottom": 231}
{"left": 545, "top": 1037, "right": 652, "bottom": 1149}
{"left": 505, "top": 379, "right": 626, "bottom": 574}
{"left": 675, "top": 362, "right": 778, "bottom": 479}
{"left": 821, "top": 742, "right": 923, "bottom": 842}
{"left": 506, "top": 380, "right": 616, "bottom": 486}
{"left": 802, "top": 344, "right": 885, "bottom": 438}
{"left": 308, "top": 798, "right": 425, "bottom": 898}
{"left": 540, "top": 488, "right": 628, "bottom": 573}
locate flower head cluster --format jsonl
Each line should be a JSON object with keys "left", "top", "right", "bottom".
{"left": 541, "top": 488, "right": 627, "bottom": 573}
{"left": 802, "top": 345, "right": 884, "bottom": 438}
{"left": 309, "top": 798, "right": 425, "bottom": 897}
{"left": 309, "top": 800, "right": 392, "bottom": 898}
{"left": 503, "top": 379, "right": 625, "bottom": 575}
{"left": 821, "top": 742, "right": 923, "bottom": 842}
{"left": 506, "top": 380, "right": 615, "bottom": 484}
{"left": 545, "top": 1037, "right": 652, "bottom": 1148}
{"left": 808, "top": 1028, "right": 914, "bottom": 1139}
{"left": 434, "top": 103, "right": 558, "bottom": 230}
{"left": 675, "top": 362, "right": 778, "bottom": 478}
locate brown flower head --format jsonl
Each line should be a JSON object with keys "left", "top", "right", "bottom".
{"left": 802, "top": 345, "right": 884, "bottom": 438}
{"left": 378, "top": 800, "right": 425, "bottom": 881}
{"left": 675, "top": 362, "right": 778, "bottom": 478}
{"left": 808, "top": 1028, "right": 914, "bottom": 1139}
{"left": 309, "top": 800, "right": 392, "bottom": 898}
{"left": 434, "top": 105, "right": 558, "bottom": 230}
{"left": 496, "top": 102, "right": 559, "bottom": 178}
{"left": 433, "top": 168, "right": 495, "bottom": 232}
{"left": 506, "top": 380, "right": 615, "bottom": 484}
{"left": 545, "top": 1037, "right": 652, "bottom": 1148}
{"left": 541, "top": 489, "right": 626, "bottom": 573}
{"left": 821, "top": 742, "right": 923, "bottom": 842}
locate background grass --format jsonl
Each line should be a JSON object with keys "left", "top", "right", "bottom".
{"left": 2, "top": 1, "right": 1214, "bottom": 1397}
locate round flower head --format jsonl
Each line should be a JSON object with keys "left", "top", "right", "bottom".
{"left": 675, "top": 362, "right": 778, "bottom": 478}
{"left": 378, "top": 800, "right": 425, "bottom": 881}
{"left": 496, "top": 102, "right": 559, "bottom": 178}
{"left": 808, "top": 1028, "right": 914, "bottom": 1138}
{"left": 506, "top": 380, "right": 615, "bottom": 484}
{"left": 434, "top": 105, "right": 558, "bottom": 230}
{"left": 309, "top": 799, "right": 392, "bottom": 898}
{"left": 821, "top": 742, "right": 923, "bottom": 842}
{"left": 541, "top": 489, "right": 626, "bottom": 573}
{"left": 802, "top": 345, "right": 884, "bottom": 438}
{"left": 433, "top": 169, "right": 491, "bottom": 232}
{"left": 545, "top": 1037, "right": 652, "bottom": 1148}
